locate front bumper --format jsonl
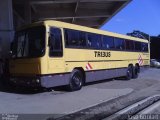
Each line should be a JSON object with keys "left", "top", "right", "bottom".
{"left": 10, "top": 76, "right": 41, "bottom": 88}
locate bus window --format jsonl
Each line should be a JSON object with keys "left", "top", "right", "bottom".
{"left": 135, "top": 41, "right": 142, "bottom": 51}
{"left": 49, "top": 27, "right": 63, "bottom": 57}
{"left": 114, "top": 38, "right": 125, "bottom": 50}
{"left": 65, "top": 29, "right": 86, "bottom": 48}
{"left": 102, "top": 36, "right": 114, "bottom": 49}
{"left": 141, "top": 43, "right": 148, "bottom": 52}
{"left": 125, "top": 40, "right": 134, "bottom": 51}
{"left": 65, "top": 29, "right": 79, "bottom": 47}
{"left": 79, "top": 31, "right": 87, "bottom": 47}
{"left": 87, "top": 33, "right": 101, "bottom": 49}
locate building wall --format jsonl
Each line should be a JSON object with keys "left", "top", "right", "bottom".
{"left": 150, "top": 37, "right": 160, "bottom": 59}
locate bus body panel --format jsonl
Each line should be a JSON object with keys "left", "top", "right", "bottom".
{"left": 64, "top": 48, "right": 149, "bottom": 72}
{"left": 10, "top": 58, "right": 41, "bottom": 76}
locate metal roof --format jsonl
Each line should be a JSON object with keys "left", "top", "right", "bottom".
{"left": 13, "top": 0, "right": 131, "bottom": 28}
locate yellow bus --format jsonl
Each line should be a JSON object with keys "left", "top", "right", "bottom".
{"left": 9, "top": 20, "right": 150, "bottom": 91}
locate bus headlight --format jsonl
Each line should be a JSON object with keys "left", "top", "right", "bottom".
{"left": 36, "top": 79, "right": 40, "bottom": 83}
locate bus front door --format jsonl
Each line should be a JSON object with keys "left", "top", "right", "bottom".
{"left": 48, "top": 27, "right": 65, "bottom": 74}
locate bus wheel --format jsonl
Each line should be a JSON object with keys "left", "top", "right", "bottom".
{"left": 125, "top": 66, "right": 132, "bottom": 80}
{"left": 68, "top": 69, "right": 83, "bottom": 91}
{"left": 133, "top": 65, "right": 139, "bottom": 79}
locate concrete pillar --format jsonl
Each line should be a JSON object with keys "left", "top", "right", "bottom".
{"left": 0, "top": 0, "right": 14, "bottom": 58}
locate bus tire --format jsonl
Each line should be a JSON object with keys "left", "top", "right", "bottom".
{"left": 133, "top": 65, "right": 139, "bottom": 79}
{"left": 68, "top": 69, "right": 83, "bottom": 91}
{"left": 137, "top": 65, "right": 140, "bottom": 73}
{"left": 125, "top": 66, "right": 133, "bottom": 80}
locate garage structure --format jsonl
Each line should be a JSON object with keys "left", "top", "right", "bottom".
{"left": 0, "top": 0, "right": 131, "bottom": 59}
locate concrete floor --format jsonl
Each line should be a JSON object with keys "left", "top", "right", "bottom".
{"left": 0, "top": 68, "right": 160, "bottom": 119}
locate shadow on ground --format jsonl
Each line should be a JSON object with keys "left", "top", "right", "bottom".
{"left": 0, "top": 75, "right": 127, "bottom": 94}
{"left": 85, "top": 76, "right": 128, "bottom": 86}
{"left": 0, "top": 76, "right": 68, "bottom": 94}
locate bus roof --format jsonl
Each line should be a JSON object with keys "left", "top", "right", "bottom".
{"left": 20, "top": 20, "right": 148, "bottom": 43}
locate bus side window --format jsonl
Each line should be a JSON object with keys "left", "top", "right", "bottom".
{"left": 135, "top": 41, "right": 141, "bottom": 51}
{"left": 65, "top": 29, "right": 87, "bottom": 48}
{"left": 87, "top": 33, "right": 91, "bottom": 47}
{"left": 102, "top": 36, "right": 114, "bottom": 49}
{"left": 65, "top": 29, "right": 79, "bottom": 47}
{"left": 114, "top": 38, "right": 125, "bottom": 50}
{"left": 141, "top": 43, "right": 148, "bottom": 52}
{"left": 49, "top": 27, "right": 63, "bottom": 57}
{"left": 87, "top": 33, "right": 101, "bottom": 49}
{"left": 79, "top": 31, "right": 87, "bottom": 47}
{"left": 125, "top": 40, "right": 134, "bottom": 51}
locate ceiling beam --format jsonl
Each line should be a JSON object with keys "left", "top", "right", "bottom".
{"left": 13, "top": 10, "right": 25, "bottom": 23}
{"left": 12, "top": 0, "right": 131, "bottom": 29}
{"left": 72, "top": 1, "right": 79, "bottom": 23}
{"left": 36, "top": 17, "right": 100, "bottom": 27}
{"left": 38, "top": 15, "right": 109, "bottom": 20}
{"left": 28, "top": 0, "right": 128, "bottom": 5}
{"left": 31, "top": 4, "right": 37, "bottom": 13}
{"left": 74, "top": 2, "right": 79, "bottom": 13}
{"left": 36, "top": 10, "right": 111, "bottom": 19}
{"left": 74, "top": 20, "right": 101, "bottom": 27}
{"left": 24, "top": 1, "right": 32, "bottom": 24}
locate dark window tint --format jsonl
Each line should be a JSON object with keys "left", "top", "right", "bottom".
{"left": 135, "top": 41, "right": 142, "bottom": 51}
{"left": 87, "top": 33, "right": 101, "bottom": 48}
{"left": 102, "top": 36, "right": 114, "bottom": 49}
{"left": 78, "top": 31, "right": 87, "bottom": 47}
{"left": 114, "top": 38, "right": 125, "bottom": 50}
{"left": 65, "top": 29, "right": 79, "bottom": 46}
{"left": 49, "top": 28, "right": 63, "bottom": 57}
{"left": 125, "top": 40, "right": 134, "bottom": 51}
{"left": 141, "top": 43, "right": 148, "bottom": 52}
{"left": 12, "top": 26, "right": 45, "bottom": 58}
{"left": 65, "top": 29, "right": 86, "bottom": 47}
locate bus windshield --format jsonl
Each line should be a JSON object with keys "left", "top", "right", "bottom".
{"left": 12, "top": 26, "right": 45, "bottom": 58}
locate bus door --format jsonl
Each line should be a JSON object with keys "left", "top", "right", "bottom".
{"left": 48, "top": 27, "right": 65, "bottom": 73}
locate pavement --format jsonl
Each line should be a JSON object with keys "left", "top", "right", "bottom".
{"left": 0, "top": 68, "right": 160, "bottom": 120}
{"left": 0, "top": 87, "right": 132, "bottom": 114}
